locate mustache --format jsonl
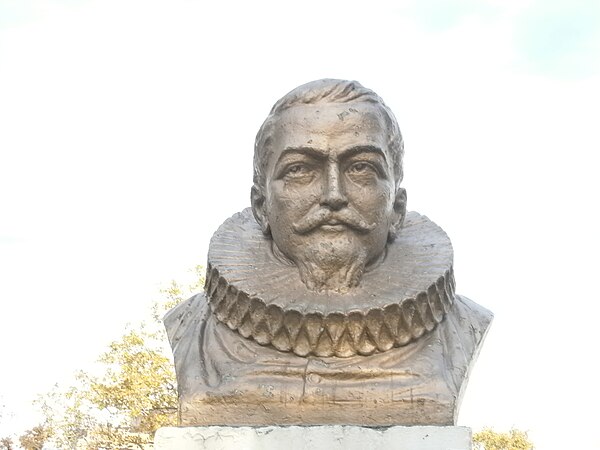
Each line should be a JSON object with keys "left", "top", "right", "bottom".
{"left": 292, "top": 208, "right": 377, "bottom": 234}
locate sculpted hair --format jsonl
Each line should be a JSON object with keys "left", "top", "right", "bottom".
{"left": 253, "top": 79, "right": 404, "bottom": 193}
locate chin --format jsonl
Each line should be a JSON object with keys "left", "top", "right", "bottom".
{"left": 282, "top": 233, "right": 371, "bottom": 293}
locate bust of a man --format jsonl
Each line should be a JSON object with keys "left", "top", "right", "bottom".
{"left": 165, "top": 79, "right": 493, "bottom": 426}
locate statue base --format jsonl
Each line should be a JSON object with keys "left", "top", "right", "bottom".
{"left": 154, "top": 425, "right": 472, "bottom": 449}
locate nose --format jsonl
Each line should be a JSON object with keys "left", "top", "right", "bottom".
{"left": 320, "top": 162, "right": 348, "bottom": 210}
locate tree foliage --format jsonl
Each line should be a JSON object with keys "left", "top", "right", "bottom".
{"left": 37, "top": 265, "right": 205, "bottom": 449}
{"left": 0, "top": 437, "right": 15, "bottom": 450}
{"left": 18, "top": 425, "right": 51, "bottom": 450}
{"left": 473, "top": 428, "right": 534, "bottom": 450}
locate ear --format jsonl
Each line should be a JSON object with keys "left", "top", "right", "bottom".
{"left": 251, "top": 184, "right": 271, "bottom": 236}
{"left": 388, "top": 187, "right": 407, "bottom": 242}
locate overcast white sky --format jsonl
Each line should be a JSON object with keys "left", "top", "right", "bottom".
{"left": 1, "top": 0, "right": 599, "bottom": 448}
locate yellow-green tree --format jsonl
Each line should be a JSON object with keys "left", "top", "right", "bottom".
{"left": 473, "top": 428, "right": 534, "bottom": 450}
{"left": 39, "top": 266, "right": 204, "bottom": 449}
{"left": 87, "top": 325, "right": 178, "bottom": 446}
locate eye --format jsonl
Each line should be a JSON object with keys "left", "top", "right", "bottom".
{"left": 281, "top": 163, "right": 315, "bottom": 182}
{"left": 287, "top": 164, "right": 307, "bottom": 175}
{"left": 348, "top": 161, "right": 376, "bottom": 175}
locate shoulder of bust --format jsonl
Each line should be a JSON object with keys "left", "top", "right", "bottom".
{"left": 163, "top": 293, "right": 207, "bottom": 351}
{"left": 453, "top": 295, "right": 494, "bottom": 341}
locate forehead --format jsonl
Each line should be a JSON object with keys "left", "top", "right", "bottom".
{"left": 269, "top": 102, "right": 389, "bottom": 153}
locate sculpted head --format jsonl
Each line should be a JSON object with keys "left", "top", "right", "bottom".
{"left": 251, "top": 79, "right": 407, "bottom": 293}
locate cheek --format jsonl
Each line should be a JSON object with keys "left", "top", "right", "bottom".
{"left": 348, "top": 183, "right": 394, "bottom": 217}
{"left": 271, "top": 182, "right": 320, "bottom": 210}
{"left": 267, "top": 182, "right": 320, "bottom": 224}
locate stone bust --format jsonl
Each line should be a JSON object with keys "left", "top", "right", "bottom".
{"left": 164, "top": 79, "right": 493, "bottom": 426}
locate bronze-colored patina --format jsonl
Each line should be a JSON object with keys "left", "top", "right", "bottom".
{"left": 165, "top": 79, "right": 493, "bottom": 426}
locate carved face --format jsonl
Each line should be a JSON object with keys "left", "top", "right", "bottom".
{"left": 254, "top": 102, "right": 405, "bottom": 292}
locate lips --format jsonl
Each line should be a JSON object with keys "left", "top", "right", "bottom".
{"left": 320, "top": 221, "right": 348, "bottom": 231}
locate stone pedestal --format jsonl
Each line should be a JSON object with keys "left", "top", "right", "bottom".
{"left": 154, "top": 425, "right": 472, "bottom": 450}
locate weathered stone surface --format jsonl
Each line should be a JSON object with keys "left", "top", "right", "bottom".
{"left": 154, "top": 426, "right": 472, "bottom": 450}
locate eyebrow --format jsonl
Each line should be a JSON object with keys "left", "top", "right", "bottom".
{"left": 340, "top": 145, "right": 387, "bottom": 161}
{"left": 277, "top": 145, "right": 387, "bottom": 163}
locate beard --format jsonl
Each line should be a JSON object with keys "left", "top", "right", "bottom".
{"left": 291, "top": 231, "right": 370, "bottom": 293}
{"left": 273, "top": 205, "right": 376, "bottom": 293}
